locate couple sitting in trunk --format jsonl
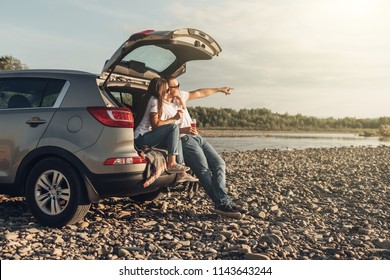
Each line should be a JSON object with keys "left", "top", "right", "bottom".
{"left": 134, "top": 77, "right": 246, "bottom": 218}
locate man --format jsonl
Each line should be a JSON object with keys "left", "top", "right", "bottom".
{"left": 161, "top": 76, "right": 246, "bottom": 219}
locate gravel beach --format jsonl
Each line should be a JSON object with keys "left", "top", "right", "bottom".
{"left": 0, "top": 146, "right": 389, "bottom": 260}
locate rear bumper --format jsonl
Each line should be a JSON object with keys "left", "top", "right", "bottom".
{"left": 87, "top": 170, "right": 176, "bottom": 199}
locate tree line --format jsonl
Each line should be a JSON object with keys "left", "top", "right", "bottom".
{"left": 188, "top": 106, "right": 390, "bottom": 135}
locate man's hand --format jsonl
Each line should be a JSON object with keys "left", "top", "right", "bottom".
{"left": 221, "top": 87, "right": 233, "bottom": 95}
{"left": 181, "top": 126, "right": 198, "bottom": 135}
{"left": 189, "top": 126, "right": 198, "bottom": 135}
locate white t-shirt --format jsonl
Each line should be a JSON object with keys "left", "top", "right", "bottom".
{"left": 134, "top": 97, "right": 158, "bottom": 139}
{"left": 161, "top": 91, "right": 192, "bottom": 136}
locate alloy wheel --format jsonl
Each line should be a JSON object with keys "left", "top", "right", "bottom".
{"left": 34, "top": 169, "right": 71, "bottom": 216}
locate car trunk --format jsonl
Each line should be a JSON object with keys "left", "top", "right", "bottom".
{"left": 100, "top": 28, "right": 222, "bottom": 88}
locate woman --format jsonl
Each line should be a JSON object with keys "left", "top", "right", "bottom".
{"left": 134, "top": 78, "right": 197, "bottom": 182}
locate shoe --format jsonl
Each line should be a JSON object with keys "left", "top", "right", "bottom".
{"left": 176, "top": 173, "right": 199, "bottom": 183}
{"left": 213, "top": 204, "right": 242, "bottom": 219}
{"left": 167, "top": 164, "right": 190, "bottom": 174}
{"left": 231, "top": 203, "right": 248, "bottom": 214}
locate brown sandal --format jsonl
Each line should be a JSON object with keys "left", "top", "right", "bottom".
{"left": 167, "top": 164, "right": 190, "bottom": 174}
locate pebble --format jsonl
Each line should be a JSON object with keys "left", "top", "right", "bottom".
{"left": 253, "top": 211, "right": 267, "bottom": 219}
{"left": 78, "top": 222, "right": 89, "bottom": 229}
{"left": 118, "top": 248, "right": 131, "bottom": 258}
{"left": 52, "top": 248, "right": 63, "bottom": 257}
{"left": 5, "top": 233, "right": 19, "bottom": 241}
{"left": 179, "top": 240, "right": 191, "bottom": 247}
{"left": 244, "top": 253, "right": 270, "bottom": 260}
{"left": 0, "top": 147, "right": 389, "bottom": 260}
{"left": 374, "top": 240, "right": 390, "bottom": 250}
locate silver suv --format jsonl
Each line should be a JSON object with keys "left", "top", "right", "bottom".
{"left": 0, "top": 28, "right": 221, "bottom": 227}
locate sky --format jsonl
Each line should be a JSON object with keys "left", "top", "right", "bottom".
{"left": 2, "top": 0, "right": 390, "bottom": 118}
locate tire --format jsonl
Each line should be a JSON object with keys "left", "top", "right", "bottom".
{"left": 131, "top": 190, "right": 163, "bottom": 203}
{"left": 26, "top": 157, "right": 91, "bottom": 227}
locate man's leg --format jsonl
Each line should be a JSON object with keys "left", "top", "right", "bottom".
{"left": 198, "top": 136, "right": 233, "bottom": 206}
{"left": 181, "top": 135, "right": 232, "bottom": 207}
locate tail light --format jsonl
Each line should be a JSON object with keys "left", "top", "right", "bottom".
{"left": 88, "top": 107, "right": 134, "bottom": 128}
{"left": 104, "top": 156, "right": 146, "bottom": 165}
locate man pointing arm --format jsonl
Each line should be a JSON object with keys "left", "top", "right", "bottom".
{"left": 188, "top": 86, "right": 233, "bottom": 100}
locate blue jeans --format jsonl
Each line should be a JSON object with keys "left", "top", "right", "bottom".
{"left": 135, "top": 124, "right": 184, "bottom": 164}
{"left": 181, "top": 135, "right": 232, "bottom": 207}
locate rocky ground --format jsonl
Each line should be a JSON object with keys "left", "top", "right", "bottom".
{"left": 0, "top": 147, "right": 389, "bottom": 260}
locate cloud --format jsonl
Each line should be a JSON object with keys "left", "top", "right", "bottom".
{"left": 167, "top": 0, "right": 390, "bottom": 117}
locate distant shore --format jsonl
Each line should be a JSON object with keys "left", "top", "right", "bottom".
{"left": 198, "top": 128, "right": 376, "bottom": 138}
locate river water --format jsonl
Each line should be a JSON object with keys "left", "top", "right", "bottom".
{"left": 204, "top": 132, "right": 390, "bottom": 152}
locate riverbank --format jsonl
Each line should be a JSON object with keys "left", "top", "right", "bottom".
{"left": 0, "top": 147, "right": 389, "bottom": 260}
{"left": 199, "top": 128, "right": 378, "bottom": 138}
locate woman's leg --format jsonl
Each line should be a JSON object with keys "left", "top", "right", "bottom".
{"left": 135, "top": 123, "right": 181, "bottom": 168}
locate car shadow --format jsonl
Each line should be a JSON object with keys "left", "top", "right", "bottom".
{"left": 0, "top": 196, "right": 37, "bottom": 227}
{"left": 0, "top": 194, "right": 219, "bottom": 229}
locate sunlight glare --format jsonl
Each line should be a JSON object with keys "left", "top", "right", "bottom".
{"left": 338, "top": 0, "right": 377, "bottom": 15}
{"left": 327, "top": 0, "right": 384, "bottom": 19}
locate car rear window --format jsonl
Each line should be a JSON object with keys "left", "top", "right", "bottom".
{"left": 0, "top": 78, "right": 66, "bottom": 109}
{"left": 121, "top": 45, "right": 176, "bottom": 73}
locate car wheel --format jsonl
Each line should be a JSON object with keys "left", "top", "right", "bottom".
{"left": 26, "top": 157, "right": 91, "bottom": 227}
{"left": 131, "top": 190, "right": 163, "bottom": 203}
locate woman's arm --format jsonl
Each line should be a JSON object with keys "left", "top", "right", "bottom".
{"left": 150, "top": 111, "right": 183, "bottom": 128}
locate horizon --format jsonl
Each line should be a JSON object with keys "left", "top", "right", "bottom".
{"left": 2, "top": 0, "right": 390, "bottom": 118}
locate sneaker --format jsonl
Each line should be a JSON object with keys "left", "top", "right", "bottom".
{"left": 213, "top": 204, "right": 242, "bottom": 219}
{"left": 231, "top": 203, "right": 248, "bottom": 214}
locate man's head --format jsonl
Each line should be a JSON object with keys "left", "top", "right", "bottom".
{"left": 167, "top": 76, "right": 180, "bottom": 97}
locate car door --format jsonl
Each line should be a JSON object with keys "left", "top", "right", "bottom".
{"left": 100, "top": 28, "right": 222, "bottom": 85}
{"left": 0, "top": 77, "right": 68, "bottom": 184}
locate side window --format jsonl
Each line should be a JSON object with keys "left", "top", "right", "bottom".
{"left": 0, "top": 78, "right": 66, "bottom": 109}
{"left": 0, "top": 79, "right": 46, "bottom": 109}
{"left": 41, "top": 80, "right": 66, "bottom": 107}
{"left": 111, "top": 91, "right": 133, "bottom": 108}
{"left": 107, "top": 88, "right": 149, "bottom": 129}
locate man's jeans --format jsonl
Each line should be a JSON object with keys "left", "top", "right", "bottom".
{"left": 135, "top": 124, "right": 184, "bottom": 163}
{"left": 181, "top": 135, "right": 232, "bottom": 207}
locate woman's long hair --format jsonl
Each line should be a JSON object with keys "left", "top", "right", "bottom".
{"left": 147, "top": 77, "right": 168, "bottom": 119}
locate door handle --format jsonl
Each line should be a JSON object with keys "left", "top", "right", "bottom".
{"left": 26, "top": 117, "right": 47, "bottom": 127}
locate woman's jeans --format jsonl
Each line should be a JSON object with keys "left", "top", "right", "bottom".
{"left": 181, "top": 135, "right": 232, "bottom": 207}
{"left": 135, "top": 124, "right": 184, "bottom": 164}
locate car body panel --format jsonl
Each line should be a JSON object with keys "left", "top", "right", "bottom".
{"left": 37, "top": 108, "right": 105, "bottom": 153}
{"left": 87, "top": 171, "right": 174, "bottom": 198}
{"left": 73, "top": 125, "right": 143, "bottom": 174}
{"left": 0, "top": 108, "right": 55, "bottom": 183}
